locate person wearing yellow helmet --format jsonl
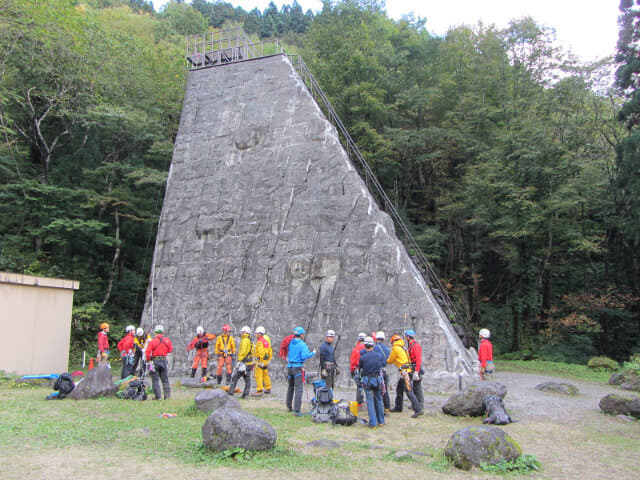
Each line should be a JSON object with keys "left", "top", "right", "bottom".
{"left": 97, "top": 323, "right": 110, "bottom": 365}
{"left": 387, "top": 334, "right": 423, "bottom": 418}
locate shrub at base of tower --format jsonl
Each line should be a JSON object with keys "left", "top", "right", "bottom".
{"left": 444, "top": 425, "right": 521, "bottom": 470}
{"left": 202, "top": 407, "right": 276, "bottom": 452}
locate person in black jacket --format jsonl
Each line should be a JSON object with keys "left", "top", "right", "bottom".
{"left": 358, "top": 336, "right": 385, "bottom": 428}
{"left": 319, "top": 329, "right": 339, "bottom": 388}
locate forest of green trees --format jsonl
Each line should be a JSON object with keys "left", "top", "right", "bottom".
{"left": 0, "top": 0, "right": 638, "bottom": 362}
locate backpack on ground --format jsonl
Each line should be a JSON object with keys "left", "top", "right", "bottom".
{"left": 330, "top": 400, "right": 357, "bottom": 426}
{"left": 122, "top": 379, "right": 147, "bottom": 401}
{"left": 310, "top": 381, "right": 334, "bottom": 423}
{"left": 52, "top": 373, "right": 75, "bottom": 399}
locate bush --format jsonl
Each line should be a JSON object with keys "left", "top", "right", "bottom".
{"left": 587, "top": 356, "right": 619, "bottom": 371}
{"left": 622, "top": 354, "right": 640, "bottom": 376}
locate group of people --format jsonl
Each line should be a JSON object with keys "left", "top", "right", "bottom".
{"left": 97, "top": 321, "right": 495, "bottom": 427}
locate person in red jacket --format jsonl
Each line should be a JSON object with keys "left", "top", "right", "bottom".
{"left": 117, "top": 325, "right": 136, "bottom": 379}
{"left": 404, "top": 329, "right": 424, "bottom": 409}
{"left": 97, "top": 322, "right": 110, "bottom": 364}
{"left": 146, "top": 325, "right": 173, "bottom": 400}
{"left": 478, "top": 328, "right": 494, "bottom": 380}
{"left": 186, "top": 326, "right": 216, "bottom": 381}
{"left": 350, "top": 332, "right": 366, "bottom": 405}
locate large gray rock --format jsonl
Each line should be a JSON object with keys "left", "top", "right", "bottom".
{"left": 535, "top": 382, "right": 579, "bottom": 395}
{"left": 69, "top": 365, "right": 117, "bottom": 399}
{"left": 445, "top": 425, "right": 521, "bottom": 470}
{"left": 139, "top": 54, "right": 476, "bottom": 391}
{"left": 195, "top": 389, "right": 241, "bottom": 413}
{"left": 442, "top": 382, "right": 507, "bottom": 416}
{"left": 202, "top": 407, "right": 276, "bottom": 452}
{"left": 599, "top": 393, "right": 640, "bottom": 418}
{"left": 608, "top": 373, "right": 625, "bottom": 385}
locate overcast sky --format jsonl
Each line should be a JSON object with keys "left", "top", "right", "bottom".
{"left": 152, "top": 0, "right": 620, "bottom": 62}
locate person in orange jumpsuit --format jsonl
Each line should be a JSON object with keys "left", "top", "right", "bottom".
{"left": 186, "top": 326, "right": 216, "bottom": 381}
{"left": 215, "top": 324, "right": 236, "bottom": 385}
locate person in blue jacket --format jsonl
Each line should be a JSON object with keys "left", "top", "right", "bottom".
{"left": 286, "top": 326, "right": 316, "bottom": 416}
{"left": 373, "top": 331, "right": 391, "bottom": 412}
{"left": 358, "top": 336, "right": 385, "bottom": 428}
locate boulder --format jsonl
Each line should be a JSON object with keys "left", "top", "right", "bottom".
{"left": 599, "top": 393, "right": 640, "bottom": 418}
{"left": 69, "top": 365, "right": 117, "bottom": 399}
{"left": 608, "top": 373, "right": 625, "bottom": 385}
{"left": 181, "top": 376, "right": 218, "bottom": 388}
{"left": 445, "top": 425, "right": 521, "bottom": 470}
{"left": 202, "top": 407, "right": 276, "bottom": 452}
{"left": 534, "top": 382, "right": 579, "bottom": 395}
{"left": 305, "top": 439, "right": 341, "bottom": 449}
{"left": 442, "top": 382, "right": 507, "bottom": 417}
{"left": 195, "top": 389, "right": 241, "bottom": 413}
{"left": 620, "top": 375, "right": 640, "bottom": 392}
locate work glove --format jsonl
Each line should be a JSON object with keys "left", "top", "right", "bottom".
{"left": 412, "top": 371, "right": 420, "bottom": 381}
{"left": 312, "top": 348, "right": 317, "bottom": 354}
{"left": 321, "top": 369, "right": 328, "bottom": 377}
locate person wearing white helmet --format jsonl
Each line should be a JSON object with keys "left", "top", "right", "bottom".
{"left": 133, "top": 327, "right": 150, "bottom": 377}
{"left": 373, "top": 331, "right": 391, "bottom": 412}
{"left": 117, "top": 325, "right": 137, "bottom": 379}
{"left": 319, "top": 329, "right": 339, "bottom": 389}
{"left": 350, "top": 332, "right": 367, "bottom": 405}
{"left": 478, "top": 328, "right": 494, "bottom": 380}
{"left": 252, "top": 326, "right": 273, "bottom": 396}
{"left": 145, "top": 325, "right": 173, "bottom": 400}
{"left": 228, "top": 325, "right": 254, "bottom": 398}
{"left": 187, "top": 326, "right": 216, "bottom": 381}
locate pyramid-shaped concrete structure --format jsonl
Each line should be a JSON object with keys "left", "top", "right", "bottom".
{"left": 141, "top": 54, "right": 476, "bottom": 391}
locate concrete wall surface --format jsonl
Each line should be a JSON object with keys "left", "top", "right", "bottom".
{"left": 0, "top": 272, "right": 79, "bottom": 375}
{"left": 141, "top": 55, "right": 477, "bottom": 391}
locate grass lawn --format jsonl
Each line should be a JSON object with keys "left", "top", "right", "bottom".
{"left": 0, "top": 370, "right": 638, "bottom": 479}
{"left": 497, "top": 359, "right": 612, "bottom": 384}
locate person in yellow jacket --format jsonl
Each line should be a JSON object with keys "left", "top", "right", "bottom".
{"left": 252, "top": 326, "right": 272, "bottom": 396}
{"left": 215, "top": 324, "right": 236, "bottom": 385}
{"left": 387, "top": 335, "right": 424, "bottom": 418}
{"left": 228, "top": 326, "right": 253, "bottom": 398}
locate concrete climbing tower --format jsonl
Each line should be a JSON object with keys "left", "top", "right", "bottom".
{"left": 141, "top": 32, "right": 477, "bottom": 391}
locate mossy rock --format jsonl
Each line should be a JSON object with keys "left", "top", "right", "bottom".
{"left": 588, "top": 356, "right": 619, "bottom": 371}
{"left": 599, "top": 393, "right": 640, "bottom": 418}
{"left": 535, "top": 382, "right": 579, "bottom": 395}
{"left": 444, "top": 425, "right": 521, "bottom": 470}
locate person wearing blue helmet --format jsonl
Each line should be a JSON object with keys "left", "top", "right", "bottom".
{"left": 286, "top": 326, "right": 316, "bottom": 415}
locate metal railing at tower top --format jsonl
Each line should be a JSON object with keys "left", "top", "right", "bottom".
{"left": 288, "top": 54, "right": 474, "bottom": 348}
{"left": 186, "top": 29, "right": 285, "bottom": 69}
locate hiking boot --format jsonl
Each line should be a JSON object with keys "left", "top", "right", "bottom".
{"left": 384, "top": 409, "right": 391, "bottom": 414}
{"left": 251, "top": 392, "right": 263, "bottom": 397}
{"left": 264, "top": 389, "right": 271, "bottom": 394}
{"left": 293, "top": 411, "right": 305, "bottom": 417}
{"left": 411, "top": 410, "right": 424, "bottom": 418}
{"left": 389, "top": 408, "right": 402, "bottom": 413}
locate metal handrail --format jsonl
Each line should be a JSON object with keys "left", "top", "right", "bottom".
{"left": 289, "top": 55, "right": 474, "bottom": 347}
{"left": 186, "top": 29, "right": 284, "bottom": 69}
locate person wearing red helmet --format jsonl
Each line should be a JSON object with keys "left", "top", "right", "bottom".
{"left": 215, "top": 324, "right": 236, "bottom": 385}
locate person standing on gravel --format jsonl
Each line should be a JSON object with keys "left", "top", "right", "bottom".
{"left": 286, "top": 326, "right": 316, "bottom": 416}
{"left": 478, "top": 328, "right": 494, "bottom": 380}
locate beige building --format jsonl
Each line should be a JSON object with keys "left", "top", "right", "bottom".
{"left": 0, "top": 272, "right": 79, "bottom": 375}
